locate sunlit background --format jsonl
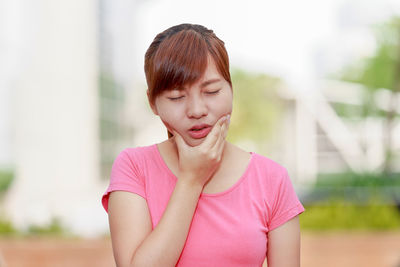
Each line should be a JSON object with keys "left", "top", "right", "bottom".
{"left": 1, "top": 0, "right": 400, "bottom": 266}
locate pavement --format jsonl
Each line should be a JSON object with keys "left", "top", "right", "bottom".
{"left": 0, "top": 231, "right": 399, "bottom": 267}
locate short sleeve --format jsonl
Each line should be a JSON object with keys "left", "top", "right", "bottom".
{"left": 267, "top": 168, "right": 305, "bottom": 231}
{"left": 101, "top": 148, "right": 146, "bottom": 213}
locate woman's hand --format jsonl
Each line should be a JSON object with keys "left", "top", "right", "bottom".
{"left": 171, "top": 115, "right": 230, "bottom": 188}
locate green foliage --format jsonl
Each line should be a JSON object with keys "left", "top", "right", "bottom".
{"left": 0, "top": 170, "right": 70, "bottom": 237}
{"left": 333, "top": 17, "right": 400, "bottom": 174}
{"left": 339, "top": 16, "right": 400, "bottom": 92}
{"left": 315, "top": 172, "right": 400, "bottom": 188}
{"left": 0, "top": 169, "right": 14, "bottom": 196}
{"left": 99, "top": 71, "right": 124, "bottom": 101}
{"left": 0, "top": 216, "right": 72, "bottom": 237}
{"left": 98, "top": 71, "right": 130, "bottom": 180}
{"left": 334, "top": 16, "right": 400, "bottom": 121}
{"left": 330, "top": 101, "right": 400, "bottom": 119}
{"left": 330, "top": 102, "right": 363, "bottom": 118}
{"left": 0, "top": 219, "right": 17, "bottom": 236}
{"left": 302, "top": 171, "right": 400, "bottom": 230}
{"left": 27, "top": 217, "right": 68, "bottom": 236}
{"left": 99, "top": 71, "right": 124, "bottom": 141}
{"left": 304, "top": 172, "right": 400, "bottom": 204}
{"left": 300, "top": 200, "right": 400, "bottom": 230}
{"left": 228, "top": 68, "right": 284, "bottom": 144}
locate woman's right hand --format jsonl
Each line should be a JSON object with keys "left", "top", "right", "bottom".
{"left": 171, "top": 115, "right": 230, "bottom": 188}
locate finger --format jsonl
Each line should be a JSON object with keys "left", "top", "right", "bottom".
{"left": 201, "top": 115, "right": 227, "bottom": 149}
{"left": 216, "top": 138, "right": 226, "bottom": 160}
{"left": 214, "top": 116, "right": 230, "bottom": 156}
{"left": 171, "top": 130, "right": 188, "bottom": 153}
{"left": 201, "top": 116, "right": 226, "bottom": 149}
{"left": 214, "top": 115, "right": 230, "bottom": 146}
{"left": 222, "top": 115, "right": 230, "bottom": 140}
{"left": 214, "top": 120, "right": 227, "bottom": 155}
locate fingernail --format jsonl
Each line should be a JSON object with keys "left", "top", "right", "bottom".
{"left": 227, "top": 115, "right": 230, "bottom": 124}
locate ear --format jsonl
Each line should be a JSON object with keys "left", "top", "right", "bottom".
{"left": 147, "top": 89, "right": 159, "bottom": 115}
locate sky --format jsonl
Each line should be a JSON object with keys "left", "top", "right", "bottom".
{"left": 118, "top": 0, "right": 400, "bottom": 89}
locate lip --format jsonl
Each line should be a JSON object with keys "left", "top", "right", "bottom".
{"left": 188, "top": 124, "right": 212, "bottom": 139}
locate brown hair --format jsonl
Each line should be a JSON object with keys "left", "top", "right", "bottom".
{"left": 144, "top": 23, "right": 232, "bottom": 105}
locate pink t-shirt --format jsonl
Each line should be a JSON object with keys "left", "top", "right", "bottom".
{"left": 102, "top": 144, "right": 304, "bottom": 266}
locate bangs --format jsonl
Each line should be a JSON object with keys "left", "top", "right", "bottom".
{"left": 149, "top": 30, "right": 209, "bottom": 95}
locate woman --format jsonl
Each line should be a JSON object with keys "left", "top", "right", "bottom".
{"left": 102, "top": 23, "right": 305, "bottom": 267}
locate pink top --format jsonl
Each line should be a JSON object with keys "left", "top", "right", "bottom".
{"left": 102, "top": 144, "right": 304, "bottom": 266}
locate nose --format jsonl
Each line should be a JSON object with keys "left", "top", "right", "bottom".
{"left": 186, "top": 95, "right": 208, "bottom": 119}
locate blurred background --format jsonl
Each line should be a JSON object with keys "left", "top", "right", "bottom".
{"left": 0, "top": 0, "right": 400, "bottom": 266}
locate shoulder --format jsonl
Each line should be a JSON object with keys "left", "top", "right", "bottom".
{"left": 117, "top": 144, "right": 158, "bottom": 162}
{"left": 111, "top": 144, "right": 159, "bottom": 174}
{"left": 250, "top": 152, "right": 288, "bottom": 177}
{"left": 245, "top": 152, "right": 293, "bottom": 193}
{"left": 227, "top": 143, "right": 289, "bottom": 184}
{"left": 120, "top": 144, "right": 156, "bottom": 156}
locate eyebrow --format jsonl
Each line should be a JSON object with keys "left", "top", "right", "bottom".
{"left": 200, "top": 78, "right": 221, "bottom": 88}
{"left": 169, "top": 78, "right": 222, "bottom": 92}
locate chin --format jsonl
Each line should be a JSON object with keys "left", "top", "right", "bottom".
{"left": 184, "top": 138, "right": 204, "bottom": 147}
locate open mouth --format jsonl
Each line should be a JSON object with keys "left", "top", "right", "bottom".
{"left": 188, "top": 124, "right": 212, "bottom": 139}
{"left": 191, "top": 127, "right": 207, "bottom": 131}
{"left": 190, "top": 124, "right": 211, "bottom": 131}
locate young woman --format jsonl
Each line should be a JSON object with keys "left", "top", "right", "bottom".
{"left": 102, "top": 23, "right": 305, "bottom": 267}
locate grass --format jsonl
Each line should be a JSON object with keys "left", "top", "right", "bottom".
{"left": 299, "top": 172, "right": 400, "bottom": 230}
{"left": 300, "top": 197, "right": 400, "bottom": 231}
{"left": 0, "top": 219, "right": 17, "bottom": 236}
{"left": 0, "top": 169, "right": 75, "bottom": 238}
{"left": 0, "top": 216, "right": 75, "bottom": 238}
{"left": 315, "top": 171, "right": 400, "bottom": 188}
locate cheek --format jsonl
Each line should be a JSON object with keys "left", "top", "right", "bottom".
{"left": 216, "top": 103, "right": 232, "bottom": 117}
{"left": 160, "top": 118, "right": 178, "bottom": 135}
{"left": 214, "top": 92, "right": 233, "bottom": 115}
{"left": 158, "top": 109, "right": 183, "bottom": 133}
{"left": 159, "top": 113, "right": 175, "bottom": 129}
{"left": 226, "top": 101, "right": 233, "bottom": 113}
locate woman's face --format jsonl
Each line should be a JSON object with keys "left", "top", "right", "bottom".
{"left": 152, "top": 58, "right": 233, "bottom": 147}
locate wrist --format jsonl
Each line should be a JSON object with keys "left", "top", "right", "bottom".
{"left": 176, "top": 175, "right": 204, "bottom": 194}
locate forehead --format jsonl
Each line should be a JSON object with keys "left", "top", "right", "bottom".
{"left": 194, "top": 57, "right": 222, "bottom": 85}
{"left": 194, "top": 57, "right": 228, "bottom": 86}
{"left": 163, "top": 57, "right": 223, "bottom": 93}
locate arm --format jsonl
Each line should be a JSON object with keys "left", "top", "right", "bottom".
{"left": 108, "top": 191, "right": 152, "bottom": 267}
{"left": 108, "top": 115, "right": 230, "bottom": 267}
{"left": 266, "top": 215, "right": 301, "bottom": 267}
{"left": 108, "top": 178, "right": 203, "bottom": 267}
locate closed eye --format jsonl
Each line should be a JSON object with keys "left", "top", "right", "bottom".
{"left": 168, "top": 96, "right": 184, "bottom": 101}
{"left": 205, "top": 89, "right": 221, "bottom": 95}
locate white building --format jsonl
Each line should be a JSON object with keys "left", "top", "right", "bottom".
{"left": 1, "top": 0, "right": 107, "bottom": 237}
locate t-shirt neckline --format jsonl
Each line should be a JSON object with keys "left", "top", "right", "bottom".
{"left": 152, "top": 143, "right": 255, "bottom": 197}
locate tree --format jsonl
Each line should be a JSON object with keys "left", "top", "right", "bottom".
{"left": 228, "top": 68, "right": 285, "bottom": 154}
{"left": 339, "top": 16, "right": 400, "bottom": 176}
